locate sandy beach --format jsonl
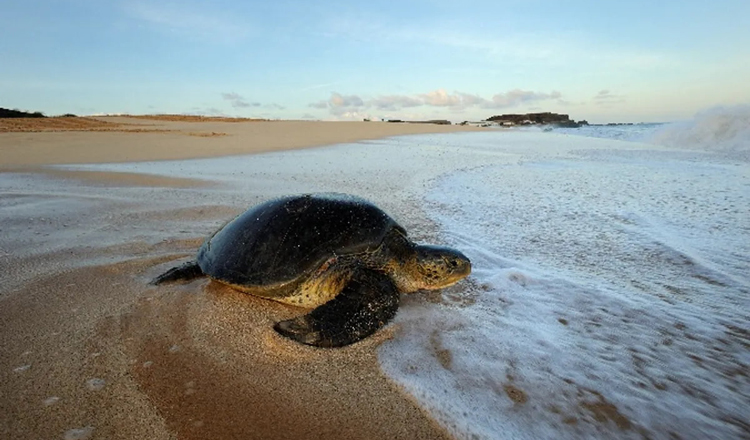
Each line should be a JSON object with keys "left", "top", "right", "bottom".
{"left": 0, "top": 117, "right": 481, "bottom": 440}
{"left": 4, "top": 115, "right": 748, "bottom": 440}
{"left": 1, "top": 116, "right": 480, "bottom": 167}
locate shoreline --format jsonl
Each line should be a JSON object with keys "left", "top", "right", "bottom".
{"left": 0, "top": 119, "right": 468, "bottom": 440}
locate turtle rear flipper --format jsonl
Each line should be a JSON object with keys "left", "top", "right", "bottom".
{"left": 274, "top": 269, "right": 400, "bottom": 347}
{"left": 150, "top": 261, "right": 204, "bottom": 285}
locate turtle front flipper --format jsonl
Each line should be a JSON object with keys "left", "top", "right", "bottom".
{"left": 274, "top": 269, "right": 400, "bottom": 347}
{"left": 150, "top": 260, "right": 204, "bottom": 285}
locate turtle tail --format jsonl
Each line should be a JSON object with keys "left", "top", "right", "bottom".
{"left": 150, "top": 260, "right": 204, "bottom": 285}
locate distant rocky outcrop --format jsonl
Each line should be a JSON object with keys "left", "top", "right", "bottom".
{"left": 386, "top": 119, "right": 452, "bottom": 125}
{"left": 419, "top": 119, "right": 452, "bottom": 125}
{"left": 485, "top": 112, "right": 588, "bottom": 127}
{"left": 0, "top": 107, "right": 46, "bottom": 118}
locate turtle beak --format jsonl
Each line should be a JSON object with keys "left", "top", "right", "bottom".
{"left": 459, "top": 257, "right": 472, "bottom": 277}
{"left": 447, "top": 252, "right": 472, "bottom": 283}
{"left": 436, "top": 247, "right": 472, "bottom": 287}
{"left": 414, "top": 245, "right": 472, "bottom": 290}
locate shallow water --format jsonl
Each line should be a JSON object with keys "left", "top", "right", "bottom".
{"left": 3, "top": 128, "right": 749, "bottom": 440}
{"left": 381, "top": 134, "right": 749, "bottom": 440}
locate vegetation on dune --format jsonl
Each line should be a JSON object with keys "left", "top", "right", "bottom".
{"left": 0, "top": 108, "right": 80, "bottom": 118}
{"left": 0, "top": 107, "right": 47, "bottom": 118}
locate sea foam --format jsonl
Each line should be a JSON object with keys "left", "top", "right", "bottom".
{"left": 538, "top": 104, "right": 750, "bottom": 161}
{"left": 379, "top": 134, "right": 749, "bottom": 439}
{"left": 647, "top": 105, "right": 750, "bottom": 156}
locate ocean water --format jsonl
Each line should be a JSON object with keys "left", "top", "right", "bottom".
{"left": 17, "top": 107, "right": 749, "bottom": 439}
{"left": 531, "top": 122, "right": 664, "bottom": 143}
{"left": 378, "top": 108, "right": 749, "bottom": 439}
{"left": 544, "top": 104, "right": 750, "bottom": 157}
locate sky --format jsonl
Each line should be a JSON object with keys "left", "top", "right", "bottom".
{"left": 1, "top": 0, "right": 749, "bottom": 123}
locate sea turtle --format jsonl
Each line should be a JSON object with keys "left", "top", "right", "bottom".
{"left": 151, "top": 193, "right": 471, "bottom": 347}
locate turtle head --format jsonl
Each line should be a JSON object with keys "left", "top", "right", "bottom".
{"left": 404, "top": 245, "right": 471, "bottom": 291}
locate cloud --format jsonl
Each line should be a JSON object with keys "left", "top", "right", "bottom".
{"left": 419, "top": 89, "right": 466, "bottom": 107}
{"left": 309, "top": 92, "right": 366, "bottom": 117}
{"left": 418, "top": 89, "right": 510, "bottom": 110}
{"left": 320, "top": 17, "right": 555, "bottom": 62}
{"left": 489, "top": 89, "right": 562, "bottom": 108}
{"left": 319, "top": 16, "right": 672, "bottom": 71}
{"left": 309, "top": 101, "right": 329, "bottom": 109}
{"left": 370, "top": 95, "right": 422, "bottom": 110}
{"left": 456, "top": 92, "right": 489, "bottom": 107}
{"left": 409, "top": 89, "right": 561, "bottom": 110}
{"left": 221, "top": 93, "right": 284, "bottom": 111}
{"left": 309, "top": 93, "right": 364, "bottom": 109}
{"left": 297, "top": 82, "right": 342, "bottom": 92}
{"left": 330, "top": 93, "right": 364, "bottom": 108}
{"left": 221, "top": 92, "right": 257, "bottom": 108}
{"left": 124, "top": 2, "right": 250, "bottom": 43}
{"left": 309, "top": 88, "right": 564, "bottom": 117}
{"left": 593, "top": 90, "right": 626, "bottom": 105}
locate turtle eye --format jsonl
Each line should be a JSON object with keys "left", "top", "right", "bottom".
{"left": 443, "top": 257, "right": 458, "bottom": 268}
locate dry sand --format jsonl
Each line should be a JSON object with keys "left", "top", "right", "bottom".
{"left": 0, "top": 117, "right": 481, "bottom": 440}
{"left": 1, "top": 116, "right": 481, "bottom": 167}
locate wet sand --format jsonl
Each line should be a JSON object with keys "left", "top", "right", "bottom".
{"left": 1, "top": 251, "right": 450, "bottom": 440}
{"left": 0, "top": 118, "right": 479, "bottom": 440}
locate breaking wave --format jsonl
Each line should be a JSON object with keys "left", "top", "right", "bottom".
{"left": 646, "top": 105, "right": 750, "bottom": 156}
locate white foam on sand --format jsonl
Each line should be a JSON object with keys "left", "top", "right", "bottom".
{"left": 378, "top": 136, "right": 750, "bottom": 439}
{"left": 85, "top": 378, "right": 106, "bottom": 391}
{"left": 63, "top": 426, "right": 94, "bottom": 440}
{"left": 43, "top": 396, "right": 61, "bottom": 406}
{"left": 17, "top": 130, "right": 749, "bottom": 439}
